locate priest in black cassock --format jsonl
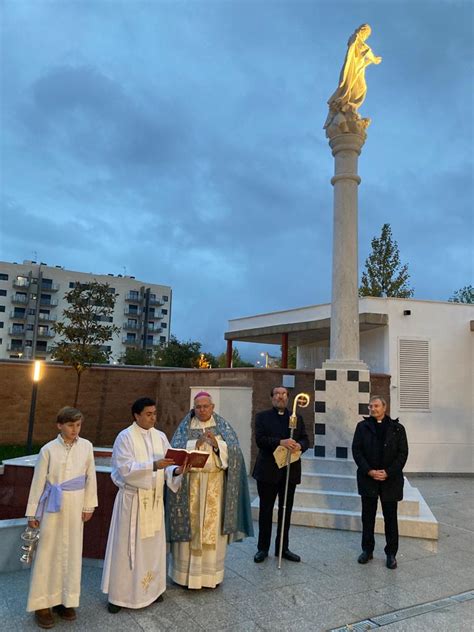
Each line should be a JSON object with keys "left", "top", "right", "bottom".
{"left": 253, "top": 386, "right": 310, "bottom": 563}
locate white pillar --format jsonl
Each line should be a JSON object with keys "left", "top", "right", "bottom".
{"left": 325, "top": 132, "right": 367, "bottom": 370}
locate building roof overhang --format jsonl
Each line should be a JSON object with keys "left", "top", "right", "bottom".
{"left": 224, "top": 312, "right": 388, "bottom": 346}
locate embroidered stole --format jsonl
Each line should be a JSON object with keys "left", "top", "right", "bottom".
{"left": 129, "top": 423, "right": 164, "bottom": 539}
{"left": 189, "top": 429, "right": 223, "bottom": 555}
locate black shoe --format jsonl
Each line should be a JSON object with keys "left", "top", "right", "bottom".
{"left": 358, "top": 551, "right": 373, "bottom": 564}
{"left": 281, "top": 549, "right": 301, "bottom": 562}
{"left": 254, "top": 550, "right": 268, "bottom": 563}
{"left": 107, "top": 602, "right": 121, "bottom": 614}
{"left": 386, "top": 554, "right": 397, "bottom": 569}
{"left": 154, "top": 594, "right": 164, "bottom": 603}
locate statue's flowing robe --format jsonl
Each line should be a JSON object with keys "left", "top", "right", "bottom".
{"left": 101, "top": 423, "right": 181, "bottom": 608}
{"left": 167, "top": 413, "right": 253, "bottom": 589}
{"left": 26, "top": 436, "right": 97, "bottom": 611}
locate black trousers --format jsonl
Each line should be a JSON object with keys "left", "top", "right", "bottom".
{"left": 361, "top": 496, "right": 399, "bottom": 555}
{"left": 256, "top": 479, "right": 296, "bottom": 553}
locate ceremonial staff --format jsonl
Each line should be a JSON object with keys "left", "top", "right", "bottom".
{"left": 278, "top": 392, "right": 310, "bottom": 569}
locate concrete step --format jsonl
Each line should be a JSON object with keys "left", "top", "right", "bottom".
{"left": 302, "top": 455, "right": 357, "bottom": 475}
{"left": 250, "top": 498, "right": 438, "bottom": 540}
{"left": 300, "top": 471, "right": 358, "bottom": 492}
{"left": 292, "top": 488, "right": 420, "bottom": 516}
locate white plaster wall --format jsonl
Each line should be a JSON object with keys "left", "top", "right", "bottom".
{"left": 360, "top": 326, "right": 389, "bottom": 373}
{"left": 296, "top": 342, "right": 329, "bottom": 369}
{"left": 189, "top": 386, "right": 253, "bottom": 473}
{"left": 383, "top": 300, "right": 474, "bottom": 473}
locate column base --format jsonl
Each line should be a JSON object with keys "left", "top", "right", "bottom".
{"left": 314, "top": 365, "right": 370, "bottom": 459}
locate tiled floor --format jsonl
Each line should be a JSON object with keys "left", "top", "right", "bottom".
{"left": 1, "top": 476, "right": 472, "bottom": 631}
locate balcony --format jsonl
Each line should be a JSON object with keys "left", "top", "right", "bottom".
{"left": 35, "top": 345, "right": 51, "bottom": 356}
{"left": 38, "top": 312, "right": 57, "bottom": 323}
{"left": 37, "top": 329, "right": 55, "bottom": 338}
{"left": 146, "top": 311, "right": 163, "bottom": 321}
{"left": 148, "top": 297, "right": 164, "bottom": 307}
{"left": 122, "top": 336, "right": 138, "bottom": 346}
{"left": 144, "top": 325, "right": 162, "bottom": 334}
{"left": 123, "top": 321, "right": 141, "bottom": 331}
{"left": 124, "top": 307, "right": 141, "bottom": 316}
{"left": 12, "top": 277, "right": 30, "bottom": 289}
{"left": 41, "top": 281, "right": 59, "bottom": 292}
{"left": 125, "top": 292, "right": 142, "bottom": 302}
{"left": 8, "top": 326, "right": 26, "bottom": 336}
{"left": 10, "top": 310, "right": 27, "bottom": 320}
{"left": 39, "top": 297, "right": 58, "bottom": 307}
{"left": 11, "top": 294, "right": 29, "bottom": 305}
{"left": 7, "top": 342, "right": 25, "bottom": 352}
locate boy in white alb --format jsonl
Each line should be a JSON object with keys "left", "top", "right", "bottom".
{"left": 26, "top": 406, "right": 98, "bottom": 629}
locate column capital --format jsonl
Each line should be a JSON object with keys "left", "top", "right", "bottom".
{"left": 329, "top": 132, "right": 366, "bottom": 156}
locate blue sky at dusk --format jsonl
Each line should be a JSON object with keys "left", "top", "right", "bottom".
{"left": 1, "top": 1, "right": 472, "bottom": 359}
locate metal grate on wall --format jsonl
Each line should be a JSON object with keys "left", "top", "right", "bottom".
{"left": 398, "top": 338, "right": 430, "bottom": 410}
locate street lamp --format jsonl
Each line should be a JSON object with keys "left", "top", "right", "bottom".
{"left": 26, "top": 360, "right": 42, "bottom": 454}
{"left": 260, "top": 351, "right": 269, "bottom": 368}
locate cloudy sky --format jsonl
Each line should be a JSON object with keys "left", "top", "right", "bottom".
{"left": 1, "top": 0, "right": 472, "bottom": 359}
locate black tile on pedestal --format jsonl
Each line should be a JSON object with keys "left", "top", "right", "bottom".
{"left": 325, "top": 370, "right": 337, "bottom": 381}
{"left": 314, "top": 445, "right": 325, "bottom": 457}
{"left": 315, "top": 380, "right": 326, "bottom": 391}
{"left": 359, "top": 381, "right": 370, "bottom": 393}
{"left": 359, "top": 402, "right": 369, "bottom": 415}
{"left": 315, "top": 401, "right": 326, "bottom": 413}
{"left": 314, "top": 423, "right": 326, "bottom": 435}
{"left": 336, "top": 446, "right": 348, "bottom": 459}
{"left": 347, "top": 370, "right": 359, "bottom": 381}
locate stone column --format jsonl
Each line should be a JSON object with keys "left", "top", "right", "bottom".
{"left": 314, "top": 130, "right": 370, "bottom": 459}
{"left": 327, "top": 132, "right": 366, "bottom": 368}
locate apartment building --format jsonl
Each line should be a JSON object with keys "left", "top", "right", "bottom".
{"left": 0, "top": 260, "right": 172, "bottom": 362}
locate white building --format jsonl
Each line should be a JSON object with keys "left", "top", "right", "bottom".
{"left": 0, "top": 260, "right": 172, "bottom": 362}
{"left": 226, "top": 297, "right": 474, "bottom": 473}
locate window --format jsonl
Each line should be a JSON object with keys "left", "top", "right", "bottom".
{"left": 0, "top": 273, "right": 8, "bottom": 281}
{"left": 0, "top": 306, "right": 5, "bottom": 312}
{"left": 42, "top": 278, "right": 53, "bottom": 287}
{"left": 162, "top": 309, "right": 168, "bottom": 315}
{"left": 0, "top": 322, "right": 3, "bottom": 328}
{"left": 14, "top": 308, "right": 25, "bottom": 317}
{"left": 161, "top": 322, "right": 167, "bottom": 329}
{"left": 128, "top": 290, "right": 139, "bottom": 300}
{"left": 159, "top": 336, "right": 166, "bottom": 343}
{"left": 162, "top": 295, "right": 169, "bottom": 302}
{"left": 128, "top": 305, "right": 138, "bottom": 314}
{"left": 399, "top": 338, "right": 430, "bottom": 411}
{"left": 12, "top": 324, "right": 23, "bottom": 333}
{"left": 126, "top": 333, "right": 136, "bottom": 342}
{"left": 146, "top": 335, "right": 153, "bottom": 343}
{"left": 36, "top": 341, "right": 47, "bottom": 350}
{"left": 0, "top": 290, "right": 6, "bottom": 296}
{"left": 28, "top": 309, "right": 36, "bottom": 316}
{"left": 69, "top": 282, "right": 76, "bottom": 288}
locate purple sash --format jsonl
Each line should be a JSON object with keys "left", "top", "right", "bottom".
{"left": 35, "top": 475, "right": 86, "bottom": 519}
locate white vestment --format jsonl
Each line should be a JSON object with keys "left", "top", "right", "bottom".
{"left": 170, "top": 417, "right": 229, "bottom": 589}
{"left": 101, "top": 423, "right": 181, "bottom": 608}
{"left": 25, "top": 436, "right": 98, "bottom": 612}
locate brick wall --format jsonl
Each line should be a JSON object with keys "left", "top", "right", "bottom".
{"left": 0, "top": 360, "right": 390, "bottom": 458}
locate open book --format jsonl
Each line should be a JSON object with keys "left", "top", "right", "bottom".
{"left": 165, "top": 448, "right": 209, "bottom": 469}
{"left": 273, "top": 445, "right": 301, "bottom": 469}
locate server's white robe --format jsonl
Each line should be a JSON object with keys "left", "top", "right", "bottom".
{"left": 25, "top": 436, "right": 98, "bottom": 612}
{"left": 170, "top": 417, "right": 229, "bottom": 589}
{"left": 101, "top": 423, "right": 181, "bottom": 609}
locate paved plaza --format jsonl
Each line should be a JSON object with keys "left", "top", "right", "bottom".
{"left": 1, "top": 476, "right": 472, "bottom": 631}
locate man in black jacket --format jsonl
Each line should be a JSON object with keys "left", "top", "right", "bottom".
{"left": 252, "top": 386, "right": 310, "bottom": 563}
{"left": 352, "top": 395, "right": 409, "bottom": 569}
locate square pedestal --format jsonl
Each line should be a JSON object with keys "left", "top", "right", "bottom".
{"left": 314, "top": 367, "right": 370, "bottom": 459}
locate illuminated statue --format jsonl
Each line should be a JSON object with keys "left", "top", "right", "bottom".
{"left": 324, "top": 24, "right": 382, "bottom": 138}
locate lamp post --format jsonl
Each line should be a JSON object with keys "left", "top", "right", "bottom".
{"left": 26, "top": 360, "right": 42, "bottom": 454}
{"left": 260, "top": 351, "right": 269, "bottom": 368}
